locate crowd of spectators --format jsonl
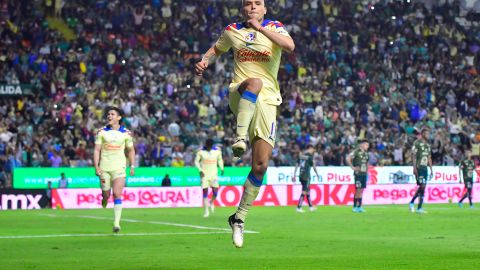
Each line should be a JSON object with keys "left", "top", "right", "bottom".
{"left": 0, "top": 0, "right": 479, "bottom": 188}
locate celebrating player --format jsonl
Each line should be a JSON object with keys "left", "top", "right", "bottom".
{"left": 93, "top": 106, "right": 135, "bottom": 233}
{"left": 195, "top": 0, "right": 294, "bottom": 247}
{"left": 293, "top": 145, "right": 320, "bottom": 213}
{"left": 194, "top": 138, "right": 224, "bottom": 218}
{"left": 346, "top": 139, "right": 370, "bottom": 213}
{"left": 458, "top": 149, "right": 475, "bottom": 209}
{"left": 409, "top": 128, "right": 433, "bottom": 214}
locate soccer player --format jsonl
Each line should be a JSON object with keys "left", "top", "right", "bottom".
{"left": 94, "top": 106, "right": 135, "bottom": 233}
{"left": 195, "top": 0, "right": 294, "bottom": 248}
{"left": 293, "top": 144, "right": 320, "bottom": 213}
{"left": 458, "top": 149, "right": 475, "bottom": 208}
{"left": 195, "top": 138, "right": 224, "bottom": 218}
{"left": 346, "top": 139, "right": 370, "bottom": 213}
{"left": 409, "top": 128, "right": 433, "bottom": 214}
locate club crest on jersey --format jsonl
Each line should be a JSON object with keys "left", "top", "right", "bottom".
{"left": 245, "top": 32, "right": 256, "bottom": 42}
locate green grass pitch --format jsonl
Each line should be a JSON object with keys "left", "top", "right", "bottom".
{"left": 0, "top": 205, "right": 479, "bottom": 270}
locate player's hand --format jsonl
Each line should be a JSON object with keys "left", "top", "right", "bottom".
{"left": 200, "top": 171, "right": 205, "bottom": 178}
{"left": 95, "top": 167, "right": 103, "bottom": 177}
{"left": 130, "top": 167, "right": 135, "bottom": 176}
{"left": 195, "top": 60, "right": 208, "bottom": 76}
{"left": 247, "top": 19, "right": 262, "bottom": 31}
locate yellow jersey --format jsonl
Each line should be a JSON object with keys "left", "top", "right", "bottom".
{"left": 94, "top": 126, "right": 134, "bottom": 171}
{"left": 194, "top": 146, "right": 224, "bottom": 178}
{"left": 215, "top": 19, "right": 290, "bottom": 106}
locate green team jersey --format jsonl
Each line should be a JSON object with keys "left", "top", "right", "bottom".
{"left": 412, "top": 139, "right": 431, "bottom": 169}
{"left": 351, "top": 148, "right": 369, "bottom": 176}
{"left": 297, "top": 153, "right": 314, "bottom": 179}
{"left": 460, "top": 159, "right": 475, "bottom": 181}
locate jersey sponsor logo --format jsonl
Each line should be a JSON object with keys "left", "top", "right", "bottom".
{"left": 104, "top": 144, "right": 122, "bottom": 150}
{"left": 236, "top": 48, "right": 272, "bottom": 62}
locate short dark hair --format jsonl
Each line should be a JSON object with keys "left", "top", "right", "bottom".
{"left": 105, "top": 106, "right": 124, "bottom": 123}
{"left": 205, "top": 138, "right": 214, "bottom": 148}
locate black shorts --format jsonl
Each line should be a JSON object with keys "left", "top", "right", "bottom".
{"left": 355, "top": 174, "right": 367, "bottom": 189}
{"left": 300, "top": 177, "right": 310, "bottom": 192}
{"left": 416, "top": 167, "right": 428, "bottom": 185}
{"left": 465, "top": 180, "right": 473, "bottom": 189}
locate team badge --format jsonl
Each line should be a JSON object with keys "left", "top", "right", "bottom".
{"left": 245, "top": 32, "right": 256, "bottom": 42}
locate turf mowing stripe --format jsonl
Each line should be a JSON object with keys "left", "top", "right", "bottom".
{"left": 39, "top": 214, "right": 260, "bottom": 233}
{"left": 0, "top": 231, "right": 233, "bottom": 239}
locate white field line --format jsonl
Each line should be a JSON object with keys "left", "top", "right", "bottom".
{"left": 39, "top": 214, "right": 259, "bottom": 233}
{"left": 0, "top": 231, "right": 231, "bottom": 239}
{"left": 366, "top": 206, "right": 478, "bottom": 210}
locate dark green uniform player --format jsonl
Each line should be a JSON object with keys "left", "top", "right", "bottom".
{"left": 409, "top": 129, "right": 433, "bottom": 213}
{"left": 458, "top": 150, "right": 475, "bottom": 208}
{"left": 347, "top": 139, "right": 370, "bottom": 213}
{"left": 293, "top": 145, "right": 320, "bottom": 212}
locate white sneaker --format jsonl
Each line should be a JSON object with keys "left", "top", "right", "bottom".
{"left": 210, "top": 203, "right": 215, "bottom": 213}
{"left": 203, "top": 210, "right": 209, "bottom": 218}
{"left": 409, "top": 203, "right": 415, "bottom": 213}
{"left": 296, "top": 207, "right": 305, "bottom": 213}
{"left": 228, "top": 214, "right": 244, "bottom": 248}
{"left": 232, "top": 139, "right": 247, "bottom": 158}
{"left": 309, "top": 207, "right": 317, "bottom": 212}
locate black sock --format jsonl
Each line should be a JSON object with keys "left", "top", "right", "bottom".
{"left": 306, "top": 194, "right": 312, "bottom": 207}
{"left": 410, "top": 193, "right": 418, "bottom": 204}
{"left": 354, "top": 198, "right": 358, "bottom": 207}
{"left": 459, "top": 192, "right": 467, "bottom": 203}
{"left": 298, "top": 194, "right": 304, "bottom": 208}
{"left": 468, "top": 190, "right": 473, "bottom": 206}
{"left": 418, "top": 195, "right": 424, "bottom": 209}
{"left": 359, "top": 198, "right": 363, "bottom": 207}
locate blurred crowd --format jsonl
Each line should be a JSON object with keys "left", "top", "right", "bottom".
{"left": 0, "top": 0, "right": 479, "bottom": 188}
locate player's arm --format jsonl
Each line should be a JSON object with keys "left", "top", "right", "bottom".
{"left": 126, "top": 131, "right": 135, "bottom": 176}
{"left": 217, "top": 151, "right": 224, "bottom": 176}
{"left": 411, "top": 144, "right": 417, "bottom": 175}
{"left": 258, "top": 26, "right": 295, "bottom": 53}
{"left": 312, "top": 159, "right": 320, "bottom": 179}
{"left": 194, "top": 151, "right": 204, "bottom": 177}
{"left": 428, "top": 151, "right": 433, "bottom": 175}
{"left": 94, "top": 144, "right": 102, "bottom": 176}
{"left": 293, "top": 161, "right": 299, "bottom": 182}
{"left": 94, "top": 130, "right": 103, "bottom": 176}
{"left": 249, "top": 20, "right": 295, "bottom": 53}
{"left": 459, "top": 163, "right": 463, "bottom": 183}
{"left": 346, "top": 152, "right": 357, "bottom": 171}
{"left": 195, "top": 46, "right": 225, "bottom": 76}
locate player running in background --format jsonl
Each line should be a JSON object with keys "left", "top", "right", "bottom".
{"left": 409, "top": 128, "right": 433, "bottom": 214}
{"left": 94, "top": 107, "right": 135, "bottom": 233}
{"left": 346, "top": 139, "right": 370, "bottom": 213}
{"left": 195, "top": 138, "right": 224, "bottom": 218}
{"left": 458, "top": 149, "right": 475, "bottom": 209}
{"left": 195, "top": 0, "right": 294, "bottom": 248}
{"left": 293, "top": 144, "right": 320, "bottom": 213}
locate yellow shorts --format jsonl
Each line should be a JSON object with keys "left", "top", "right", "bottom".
{"left": 229, "top": 83, "right": 277, "bottom": 148}
{"left": 201, "top": 176, "right": 219, "bottom": 189}
{"left": 100, "top": 169, "right": 126, "bottom": 191}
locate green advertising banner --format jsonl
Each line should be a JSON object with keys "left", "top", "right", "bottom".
{"left": 13, "top": 167, "right": 251, "bottom": 189}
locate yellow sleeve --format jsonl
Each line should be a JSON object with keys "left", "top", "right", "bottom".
{"left": 94, "top": 130, "right": 103, "bottom": 145}
{"left": 194, "top": 151, "right": 202, "bottom": 171}
{"left": 125, "top": 131, "right": 134, "bottom": 148}
{"left": 217, "top": 150, "right": 224, "bottom": 171}
{"left": 267, "top": 21, "right": 290, "bottom": 37}
{"left": 215, "top": 28, "right": 232, "bottom": 52}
